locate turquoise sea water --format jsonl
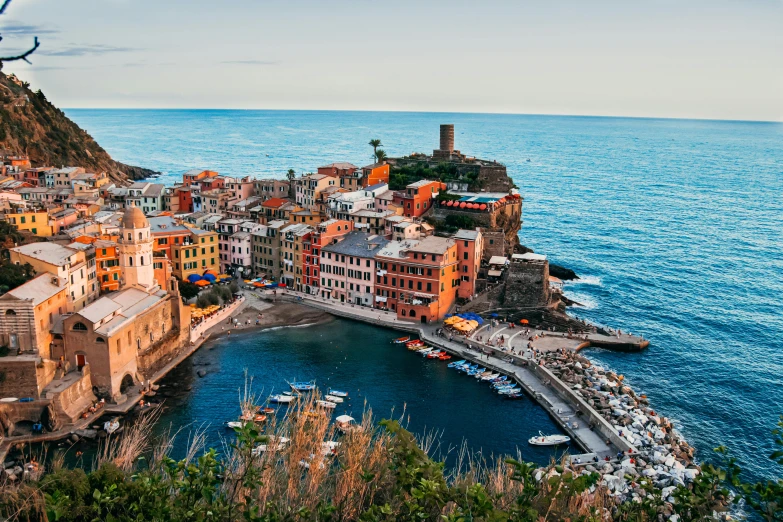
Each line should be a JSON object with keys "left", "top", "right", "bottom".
{"left": 66, "top": 109, "right": 783, "bottom": 480}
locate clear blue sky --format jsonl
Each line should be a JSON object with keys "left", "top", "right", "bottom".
{"left": 2, "top": 0, "right": 781, "bottom": 121}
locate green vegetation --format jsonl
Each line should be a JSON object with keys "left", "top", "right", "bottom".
{"left": 389, "top": 161, "right": 477, "bottom": 190}
{"left": 2, "top": 393, "right": 779, "bottom": 522}
{"left": 0, "top": 221, "right": 39, "bottom": 294}
{"left": 177, "top": 280, "right": 201, "bottom": 301}
{"left": 195, "top": 282, "right": 239, "bottom": 308}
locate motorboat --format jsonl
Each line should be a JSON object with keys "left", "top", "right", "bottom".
{"left": 289, "top": 381, "right": 316, "bottom": 392}
{"left": 448, "top": 360, "right": 467, "bottom": 368}
{"left": 335, "top": 414, "right": 360, "bottom": 433}
{"left": 270, "top": 394, "right": 296, "bottom": 404}
{"left": 480, "top": 373, "right": 500, "bottom": 381}
{"left": 316, "top": 400, "right": 337, "bottom": 410}
{"left": 225, "top": 421, "right": 245, "bottom": 429}
{"left": 327, "top": 388, "right": 348, "bottom": 398}
{"left": 393, "top": 336, "right": 411, "bottom": 344}
{"left": 528, "top": 432, "right": 571, "bottom": 446}
{"left": 324, "top": 394, "right": 344, "bottom": 403}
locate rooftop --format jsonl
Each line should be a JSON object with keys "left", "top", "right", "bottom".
{"left": 406, "top": 236, "right": 455, "bottom": 255}
{"left": 455, "top": 229, "right": 480, "bottom": 240}
{"left": 3, "top": 273, "right": 65, "bottom": 305}
{"left": 261, "top": 197, "right": 288, "bottom": 208}
{"left": 12, "top": 242, "right": 79, "bottom": 266}
{"left": 376, "top": 239, "right": 421, "bottom": 259}
{"left": 147, "top": 216, "right": 190, "bottom": 234}
{"left": 322, "top": 231, "right": 389, "bottom": 258}
{"left": 319, "top": 162, "right": 357, "bottom": 170}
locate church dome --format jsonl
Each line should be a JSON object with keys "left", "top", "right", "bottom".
{"left": 121, "top": 205, "right": 148, "bottom": 229}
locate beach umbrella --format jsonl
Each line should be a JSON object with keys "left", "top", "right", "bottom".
{"left": 459, "top": 202, "right": 467, "bottom": 209}
{"left": 490, "top": 313, "right": 499, "bottom": 318}
{"left": 195, "top": 279, "right": 210, "bottom": 287}
{"left": 446, "top": 200, "right": 453, "bottom": 207}
{"left": 520, "top": 319, "right": 529, "bottom": 324}
{"left": 204, "top": 269, "right": 218, "bottom": 277}
{"left": 203, "top": 273, "right": 216, "bottom": 282}
{"left": 187, "top": 274, "right": 202, "bottom": 283}
{"left": 480, "top": 204, "right": 487, "bottom": 210}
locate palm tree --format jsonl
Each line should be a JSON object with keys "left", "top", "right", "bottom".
{"left": 286, "top": 168, "right": 296, "bottom": 200}
{"left": 374, "top": 149, "right": 388, "bottom": 164}
{"left": 369, "top": 139, "right": 382, "bottom": 161}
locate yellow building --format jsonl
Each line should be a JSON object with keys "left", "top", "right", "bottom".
{"left": 4, "top": 210, "right": 54, "bottom": 236}
{"left": 0, "top": 273, "right": 68, "bottom": 358}
{"left": 171, "top": 228, "right": 219, "bottom": 280}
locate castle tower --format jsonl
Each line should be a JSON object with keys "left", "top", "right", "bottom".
{"left": 439, "top": 124, "right": 454, "bottom": 153}
{"left": 118, "top": 205, "right": 156, "bottom": 291}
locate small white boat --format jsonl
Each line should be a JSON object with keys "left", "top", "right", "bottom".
{"left": 418, "top": 348, "right": 433, "bottom": 356}
{"left": 528, "top": 431, "right": 571, "bottom": 446}
{"left": 270, "top": 394, "right": 296, "bottom": 404}
{"left": 480, "top": 373, "right": 500, "bottom": 381}
{"left": 325, "top": 394, "right": 344, "bottom": 403}
{"left": 321, "top": 440, "right": 340, "bottom": 456}
{"left": 316, "top": 400, "right": 337, "bottom": 410}
{"left": 103, "top": 419, "right": 120, "bottom": 434}
{"left": 225, "top": 421, "right": 246, "bottom": 429}
{"left": 327, "top": 388, "right": 348, "bottom": 398}
{"left": 252, "top": 436, "right": 290, "bottom": 456}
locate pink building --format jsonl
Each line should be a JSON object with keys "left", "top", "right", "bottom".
{"left": 227, "top": 176, "right": 255, "bottom": 202}
{"left": 319, "top": 231, "right": 388, "bottom": 306}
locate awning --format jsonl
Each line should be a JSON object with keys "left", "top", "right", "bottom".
{"left": 375, "top": 296, "right": 387, "bottom": 302}
{"left": 413, "top": 292, "right": 435, "bottom": 298}
{"left": 488, "top": 256, "right": 508, "bottom": 266}
{"left": 488, "top": 270, "right": 502, "bottom": 277}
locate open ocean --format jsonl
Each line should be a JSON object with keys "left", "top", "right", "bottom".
{"left": 66, "top": 109, "right": 783, "bottom": 480}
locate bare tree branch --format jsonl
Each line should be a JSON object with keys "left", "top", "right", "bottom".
{"left": 0, "top": 0, "right": 40, "bottom": 63}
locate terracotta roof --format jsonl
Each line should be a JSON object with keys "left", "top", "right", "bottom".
{"left": 121, "top": 206, "right": 148, "bottom": 229}
{"left": 261, "top": 197, "right": 288, "bottom": 208}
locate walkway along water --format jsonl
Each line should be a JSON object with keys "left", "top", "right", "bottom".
{"left": 274, "top": 289, "right": 641, "bottom": 460}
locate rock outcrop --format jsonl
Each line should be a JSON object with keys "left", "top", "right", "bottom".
{"left": 0, "top": 71, "right": 157, "bottom": 185}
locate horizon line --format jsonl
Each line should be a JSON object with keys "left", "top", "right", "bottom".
{"left": 61, "top": 107, "right": 783, "bottom": 125}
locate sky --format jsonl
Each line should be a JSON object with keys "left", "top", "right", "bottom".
{"left": 1, "top": 0, "right": 781, "bottom": 121}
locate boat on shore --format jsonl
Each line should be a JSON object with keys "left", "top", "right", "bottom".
{"left": 528, "top": 431, "right": 571, "bottom": 446}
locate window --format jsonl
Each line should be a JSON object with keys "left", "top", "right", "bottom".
{"left": 5, "top": 309, "right": 16, "bottom": 315}
{"left": 96, "top": 337, "right": 105, "bottom": 343}
{"left": 72, "top": 322, "right": 88, "bottom": 331}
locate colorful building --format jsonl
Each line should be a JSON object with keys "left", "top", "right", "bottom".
{"left": 4, "top": 210, "right": 55, "bottom": 236}
{"left": 374, "top": 236, "right": 459, "bottom": 323}
{"left": 301, "top": 219, "right": 354, "bottom": 295}
{"left": 361, "top": 162, "right": 390, "bottom": 187}
{"left": 320, "top": 231, "right": 388, "bottom": 305}
{"left": 183, "top": 169, "right": 219, "bottom": 186}
{"left": 392, "top": 179, "right": 445, "bottom": 218}
{"left": 171, "top": 228, "right": 219, "bottom": 281}
{"left": 455, "top": 229, "right": 484, "bottom": 300}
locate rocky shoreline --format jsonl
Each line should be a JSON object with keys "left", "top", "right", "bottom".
{"left": 540, "top": 348, "right": 699, "bottom": 505}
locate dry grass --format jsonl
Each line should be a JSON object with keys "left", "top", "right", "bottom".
{"left": 96, "top": 406, "right": 162, "bottom": 472}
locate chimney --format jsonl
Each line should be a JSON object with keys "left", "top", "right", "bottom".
{"left": 439, "top": 124, "right": 454, "bottom": 153}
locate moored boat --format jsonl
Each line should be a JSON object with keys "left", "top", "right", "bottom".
{"left": 289, "top": 380, "right": 316, "bottom": 392}
{"left": 327, "top": 388, "right": 348, "bottom": 398}
{"left": 393, "top": 336, "right": 411, "bottom": 344}
{"left": 335, "top": 414, "right": 360, "bottom": 433}
{"left": 438, "top": 353, "right": 452, "bottom": 360}
{"left": 418, "top": 348, "right": 434, "bottom": 356}
{"left": 480, "top": 373, "right": 500, "bottom": 381}
{"left": 324, "top": 394, "right": 344, "bottom": 403}
{"left": 270, "top": 394, "right": 296, "bottom": 404}
{"left": 426, "top": 350, "right": 444, "bottom": 358}
{"left": 528, "top": 431, "right": 571, "bottom": 446}
{"left": 447, "top": 360, "right": 466, "bottom": 368}
{"left": 497, "top": 387, "right": 521, "bottom": 395}
{"left": 316, "top": 400, "right": 338, "bottom": 409}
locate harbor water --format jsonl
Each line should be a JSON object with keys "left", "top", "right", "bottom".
{"left": 65, "top": 109, "right": 783, "bottom": 480}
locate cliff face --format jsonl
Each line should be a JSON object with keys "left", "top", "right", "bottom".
{"left": 0, "top": 71, "right": 156, "bottom": 185}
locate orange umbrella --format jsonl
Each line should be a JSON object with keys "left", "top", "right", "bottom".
{"left": 479, "top": 204, "right": 487, "bottom": 210}
{"left": 195, "top": 279, "right": 210, "bottom": 287}
{"left": 520, "top": 319, "right": 529, "bottom": 324}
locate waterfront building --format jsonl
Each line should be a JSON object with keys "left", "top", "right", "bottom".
{"left": 171, "top": 228, "right": 219, "bottom": 281}
{"left": 176, "top": 185, "right": 194, "bottom": 212}
{"left": 392, "top": 180, "right": 445, "bottom": 218}
{"left": 280, "top": 223, "right": 312, "bottom": 289}
{"left": 182, "top": 169, "right": 219, "bottom": 186}
{"left": 320, "top": 231, "right": 388, "bottom": 305}
{"left": 0, "top": 273, "right": 68, "bottom": 358}
{"left": 72, "top": 236, "right": 122, "bottom": 293}
{"left": 252, "top": 219, "right": 286, "bottom": 280}
{"left": 302, "top": 219, "right": 354, "bottom": 295}
{"left": 374, "top": 236, "right": 459, "bottom": 323}
{"left": 455, "top": 229, "right": 484, "bottom": 300}
{"left": 10, "top": 242, "right": 100, "bottom": 312}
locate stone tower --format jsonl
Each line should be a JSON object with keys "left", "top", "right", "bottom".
{"left": 433, "top": 124, "right": 462, "bottom": 160}
{"left": 118, "top": 205, "right": 156, "bottom": 291}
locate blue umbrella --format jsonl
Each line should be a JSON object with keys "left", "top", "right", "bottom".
{"left": 490, "top": 313, "right": 499, "bottom": 318}
{"left": 202, "top": 273, "right": 216, "bottom": 282}
{"left": 187, "top": 274, "right": 202, "bottom": 283}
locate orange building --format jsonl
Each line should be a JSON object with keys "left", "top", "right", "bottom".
{"left": 72, "top": 235, "right": 122, "bottom": 292}
{"left": 148, "top": 217, "right": 193, "bottom": 261}
{"left": 374, "top": 236, "right": 459, "bottom": 323}
{"left": 455, "top": 229, "right": 483, "bottom": 300}
{"left": 361, "top": 162, "right": 390, "bottom": 187}
{"left": 392, "top": 179, "right": 445, "bottom": 218}
{"left": 183, "top": 169, "right": 219, "bottom": 186}
{"left": 176, "top": 186, "right": 194, "bottom": 212}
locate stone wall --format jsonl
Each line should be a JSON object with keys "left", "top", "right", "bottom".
{"left": 0, "top": 400, "right": 51, "bottom": 436}
{"left": 45, "top": 365, "right": 96, "bottom": 424}
{"left": 478, "top": 165, "right": 513, "bottom": 192}
{"left": 502, "top": 261, "right": 550, "bottom": 310}
{"left": 136, "top": 327, "right": 184, "bottom": 377}
{"left": 481, "top": 230, "right": 507, "bottom": 262}
{"left": 0, "top": 357, "right": 57, "bottom": 399}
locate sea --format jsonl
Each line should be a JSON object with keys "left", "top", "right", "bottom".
{"left": 64, "top": 109, "right": 783, "bottom": 480}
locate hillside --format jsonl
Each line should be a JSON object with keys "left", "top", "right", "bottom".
{"left": 0, "top": 71, "right": 156, "bottom": 185}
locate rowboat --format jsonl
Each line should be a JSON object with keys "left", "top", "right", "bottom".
{"left": 467, "top": 367, "right": 486, "bottom": 376}
{"left": 528, "top": 432, "right": 571, "bottom": 446}
{"left": 407, "top": 343, "right": 426, "bottom": 351}
{"left": 448, "top": 360, "right": 466, "bottom": 368}
{"left": 393, "top": 336, "right": 411, "bottom": 344}
{"left": 493, "top": 383, "right": 517, "bottom": 390}
{"left": 324, "top": 394, "right": 344, "bottom": 403}
{"left": 458, "top": 364, "right": 478, "bottom": 373}
{"left": 316, "top": 400, "right": 338, "bottom": 410}
{"left": 497, "top": 387, "right": 521, "bottom": 395}
{"left": 261, "top": 407, "right": 275, "bottom": 414}
{"left": 240, "top": 412, "right": 268, "bottom": 423}
{"left": 327, "top": 388, "right": 348, "bottom": 398}
{"left": 475, "top": 371, "right": 493, "bottom": 379}
{"left": 269, "top": 394, "right": 296, "bottom": 404}
{"left": 426, "top": 350, "right": 444, "bottom": 358}
{"left": 405, "top": 340, "right": 424, "bottom": 348}
{"left": 480, "top": 373, "right": 500, "bottom": 381}
{"left": 491, "top": 376, "right": 508, "bottom": 384}
{"left": 289, "top": 381, "right": 316, "bottom": 392}
{"left": 438, "top": 354, "right": 452, "bottom": 360}
{"left": 418, "top": 348, "right": 434, "bottom": 356}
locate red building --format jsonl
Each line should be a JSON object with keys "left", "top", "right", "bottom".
{"left": 302, "top": 219, "right": 354, "bottom": 295}
{"left": 455, "top": 229, "right": 483, "bottom": 300}
{"left": 176, "top": 186, "right": 194, "bottom": 212}
{"left": 392, "top": 180, "right": 445, "bottom": 218}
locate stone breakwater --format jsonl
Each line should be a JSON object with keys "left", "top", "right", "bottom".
{"left": 541, "top": 349, "right": 699, "bottom": 503}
